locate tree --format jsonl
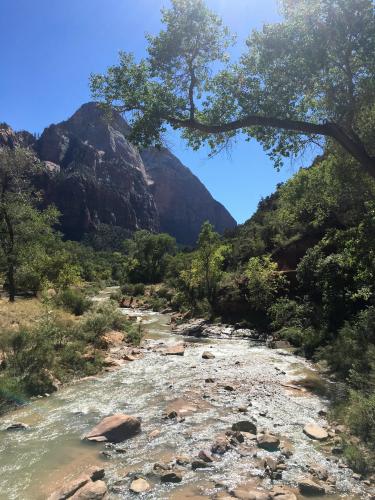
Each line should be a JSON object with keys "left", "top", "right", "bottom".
{"left": 0, "top": 147, "right": 59, "bottom": 301}
{"left": 124, "top": 230, "right": 177, "bottom": 283}
{"left": 181, "top": 222, "right": 228, "bottom": 309}
{"left": 245, "top": 255, "right": 287, "bottom": 311}
{"left": 91, "top": 0, "right": 375, "bottom": 177}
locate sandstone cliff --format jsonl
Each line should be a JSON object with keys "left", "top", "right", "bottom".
{"left": 1, "top": 103, "right": 236, "bottom": 244}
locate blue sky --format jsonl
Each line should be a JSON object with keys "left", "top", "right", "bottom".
{"left": 0, "top": 0, "right": 310, "bottom": 223}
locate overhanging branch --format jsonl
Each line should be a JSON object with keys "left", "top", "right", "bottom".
{"left": 167, "top": 114, "right": 375, "bottom": 178}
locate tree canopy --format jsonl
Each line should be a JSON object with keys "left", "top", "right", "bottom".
{"left": 91, "top": 0, "right": 375, "bottom": 176}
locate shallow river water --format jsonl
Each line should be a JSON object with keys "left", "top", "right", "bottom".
{"left": 0, "top": 303, "right": 371, "bottom": 499}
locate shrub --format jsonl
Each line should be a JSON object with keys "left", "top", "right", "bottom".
{"left": 343, "top": 443, "right": 371, "bottom": 474}
{"left": 55, "top": 289, "right": 92, "bottom": 316}
{"left": 147, "top": 296, "right": 168, "bottom": 311}
{"left": 82, "top": 302, "right": 128, "bottom": 347}
{"left": 121, "top": 283, "right": 145, "bottom": 296}
{"left": 57, "top": 342, "right": 103, "bottom": 378}
{"left": 110, "top": 289, "right": 122, "bottom": 301}
{"left": 0, "top": 374, "right": 25, "bottom": 414}
{"left": 269, "top": 298, "right": 312, "bottom": 331}
{"left": 127, "top": 323, "right": 144, "bottom": 346}
{"left": 279, "top": 325, "right": 325, "bottom": 358}
{"left": 155, "top": 286, "right": 173, "bottom": 300}
{"left": 346, "top": 391, "right": 375, "bottom": 445}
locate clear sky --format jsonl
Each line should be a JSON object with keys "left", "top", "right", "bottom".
{"left": 0, "top": 0, "right": 309, "bottom": 224}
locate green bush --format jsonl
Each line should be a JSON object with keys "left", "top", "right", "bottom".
{"left": 346, "top": 391, "right": 375, "bottom": 445}
{"left": 57, "top": 342, "right": 103, "bottom": 378}
{"left": 121, "top": 283, "right": 145, "bottom": 296}
{"left": 127, "top": 323, "right": 144, "bottom": 346}
{"left": 155, "top": 286, "right": 173, "bottom": 300}
{"left": 343, "top": 443, "right": 371, "bottom": 474}
{"left": 147, "top": 296, "right": 168, "bottom": 311}
{"left": 278, "top": 325, "right": 324, "bottom": 358}
{"left": 0, "top": 374, "right": 25, "bottom": 414}
{"left": 269, "top": 297, "right": 312, "bottom": 331}
{"left": 82, "top": 302, "right": 128, "bottom": 346}
{"left": 278, "top": 326, "right": 305, "bottom": 347}
{"left": 55, "top": 289, "right": 92, "bottom": 316}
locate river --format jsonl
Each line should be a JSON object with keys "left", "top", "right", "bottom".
{"left": 0, "top": 301, "right": 370, "bottom": 499}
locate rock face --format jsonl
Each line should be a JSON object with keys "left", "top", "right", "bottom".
{"left": 35, "top": 103, "right": 159, "bottom": 241}
{"left": 1, "top": 103, "right": 236, "bottom": 245}
{"left": 141, "top": 147, "right": 236, "bottom": 245}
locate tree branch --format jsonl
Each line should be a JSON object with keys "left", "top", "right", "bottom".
{"left": 167, "top": 114, "right": 375, "bottom": 178}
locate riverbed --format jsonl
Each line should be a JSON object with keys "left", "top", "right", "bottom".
{"left": 0, "top": 306, "right": 370, "bottom": 499}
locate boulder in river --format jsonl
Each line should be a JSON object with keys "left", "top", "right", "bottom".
{"left": 256, "top": 433, "right": 280, "bottom": 451}
{"left": 231, "top": 486, "right": 269, "bottom": 499}
{"left": 192, "top": 459, "right": 211, "bottom": 470}
{"left": 160, "top": 471, "right": 183, "bottom": 483}
{"left": 202, "top": 351, "right": 215, "bottom": 359}
{"left": 129, "top": 478, "right": 151, "bottom": 493}
{"left": 47, "top": 474, "right": 91, "bottom": 500}
{"left": 270, "top": 485, "right": 298, "bottom": 500}
{"left": 164, "top": 343, "right": 185, "bottom": 356}
{"left": 84, "top": 414, "right": 141, "bottom": 443}
{"left": 70, "top": 480, "right": 107, "bottom": 499}
{"left": 298, "top": 478, "right": 326, "bottom": 496}
{"left": 211, "top": 434, "right": 231, "bottom": 455}
{"left": 198, "top": 449, "right": 214, "bottom": 463}
{"left": 232, "top": 421, "right": 257, "bottom": 434}
{"left": 303, "top": 423, "right": 328, "bottom": 441}
{"left": 5, "top": 422, "right": 29, "bottom": 431}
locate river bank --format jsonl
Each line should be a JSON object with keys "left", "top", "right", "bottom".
{"left": 0, "top": 300, "right": 373, "bottom": 499}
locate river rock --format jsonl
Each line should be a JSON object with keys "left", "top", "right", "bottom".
{"left": 256, "top": 434, "right": 280, "bottom": 451}
{"left": 148, "top": 429, "right": 161, "bottom": 439}
{"left": 6, "top": 422, "right": 29, "bottom": 431}
{"left": 298, "top": 478, "right": 326, "bottom": 496}
{"left": 303, "top": 424, "right": 328, "bottom": 441}
{"left": 47, "top": 474, "right": 91, "bottom": 500}
{"left": 226, "top": 430, "right": 245, "bottom": 445}
{"left": 129, "top": 478, "right": 151, "bottom": 493}
{"left": 70, "top": 480, "right": 107, "bottom": 499}
{"left": 211, "top": 435, "right": 231, "bottom": 454}
{"left": 176, "top": 455, "right": 191, "bottom": 465}
{"left": 232, "top": 421, "right": 257, "bottom": 434}
{"left": 270, "top": 486, "right": 297, "bottom": 499}
{"left": 231, "top": 487, "right": 269, "bottom": 499}
{"left": 202, "top": 351, "right": 215, "bottom": 359}
{"left": 101, "top": 331, "right": 124, "bottom": 347}
{"left": 192, "top": 459, "right": 210, "bottom": 470}
{"left": 172, "top": 319, "right": 207, "bottom": 337}
{"left": 309, "top": 464, "right": 329, "bottom": 481}
{"left": 164, "top": 343, "right": 185, "bottom": 356}
{"left": 198, "top": 450, "right": 214, "bottom": 463}
{"left": 160, "top": 471, "right": 183, "bottom": 483}
{"left": 223, "top": 384, "right": 236, "bottom": 391}
{"left": 123, "top": 354, "right": 137, "bottom": 361}
{"left": 84, "top": 414, "right": 141, "bottom": 443}
{"left": 86, "top": 466, "right": 105, "bottom": 482}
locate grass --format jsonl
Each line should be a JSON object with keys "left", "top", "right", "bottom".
{"left": 0, "top": 297, "right": 45, "bottom": 331}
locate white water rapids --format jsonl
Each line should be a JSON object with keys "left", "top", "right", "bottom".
{"left": 0, "top": 301, "right": 370, "bottom": 499}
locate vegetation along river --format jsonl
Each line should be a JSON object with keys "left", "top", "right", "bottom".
{"left": 0, "top": 299, "right": 371, "bottom": 499}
